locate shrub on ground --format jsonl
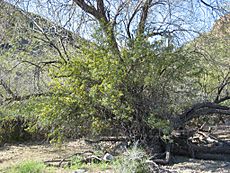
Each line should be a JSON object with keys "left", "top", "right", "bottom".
{"left": 7, "top": 161, "right": 45, "bottom": 173}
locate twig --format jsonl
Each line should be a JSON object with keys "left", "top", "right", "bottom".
{"left": 85, "top": 136, "right": 128, "bottom": 143}
{"left": 44, "top": 150, "right": 94, "bottom": 167}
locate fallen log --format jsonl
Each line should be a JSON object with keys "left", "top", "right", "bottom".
{"left": 171, "top": 127, "right": 230, "bottom": 161}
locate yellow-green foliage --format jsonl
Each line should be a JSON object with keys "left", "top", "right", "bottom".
{"left": 33, "top": 36, "right": 207, "bottom": 138}
{"left": 147, "top": 114, "right": 170, "bottom": 135}
{"left": 46, "top": 43, "right": 130, "bottom": 135}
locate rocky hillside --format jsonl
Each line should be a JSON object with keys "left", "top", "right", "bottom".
{"left": 191, "top": 13, "right": 230, "bottom": 69}
{"left": 0, "top": 1, "right": 77, "bottom": 102}
{"left": 212, "top": 13, "right": 230, "bottom": 36}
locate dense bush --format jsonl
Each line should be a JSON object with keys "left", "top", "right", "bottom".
{"left": 0, "top": 102, "right": 47, "bottom": 144}
{"left": 0, "top": 115, "right": 31, "bottom": 144}
{"left": 26, "top": 37, "right": 209, "bottom": 140}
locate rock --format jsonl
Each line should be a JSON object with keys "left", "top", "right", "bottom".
{"left": 73, "top": 169, "right": 88, "bottom": 173}
{"left": 103, "top": 153, "right": 114, "bottom": 161}
{"left": 19, "top": 38, "right": 29, "bottom": 45}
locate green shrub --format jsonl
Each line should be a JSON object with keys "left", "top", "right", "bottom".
{"left": 0, "top": 115, "right": 31, "bottom": 144}
{"left": 0, "top": 100, "right": 49, "bottom": 144}
{"left": 8, "top": 161, "right": 45, "bottom": 173}
{"left": 33, "top": 37, "right": 202, "bottom": 139}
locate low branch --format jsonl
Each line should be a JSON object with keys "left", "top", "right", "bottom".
{"left": 215, "top": 96, "right": 230, "bottom": 104}
{"left": 173, "top": 101, "right": 230, "bottom": 129}
{"left": 44, "top": 150, "right": 94, "bottom": 167}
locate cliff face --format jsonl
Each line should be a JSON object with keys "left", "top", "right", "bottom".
{"left": 212, "top": 13, "right": 230, "bottom": 36}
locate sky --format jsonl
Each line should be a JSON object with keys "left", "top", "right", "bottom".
{"left": 5, "top": 0, "right": 230, "bottom": 45}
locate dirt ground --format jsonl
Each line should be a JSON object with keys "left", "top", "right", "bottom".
{"left": 0, "top": 140, "right": 229, "bottom": 173}
{"left": 0, "top": 140, "right": 93, "bottom": 173}
{"left": 163, "top": 156, "right": 230, "bottom": 173}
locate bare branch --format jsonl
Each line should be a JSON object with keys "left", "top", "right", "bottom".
{"left": 73, "top": 0, "right": 122, "bottom": 61}
{"left": 20, "top": 10, "right": 68, "bottom": 64}
{"left": 33, "top": 35, "right": 68, "bottom": 64}
{"left": 112, "top": 1, "right": 129, "bottom": 28}
{"left": 0, "top": 79, "right": 16, "bottom": 99}
{"left": 200, "top": 0, "right": 219, "bottom": 11}
{"left": 214, "top": 72, "right": 230, "bottom": 103}
{"left": 73, "top": 0, "right": 108, "bottom": 22}
{"left": 137, "top": 0, "right": 153, "bottom": 36}
{"left": 126, "top": 1, "right": 142, "bottom": 39}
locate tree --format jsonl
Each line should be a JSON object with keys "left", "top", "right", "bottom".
{"left": 1, "top": 0, "right": 229, "bottom": 161}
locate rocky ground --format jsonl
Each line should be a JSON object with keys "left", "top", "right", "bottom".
{"left": 0, "top": 140, "right": 229, "bottom": 173}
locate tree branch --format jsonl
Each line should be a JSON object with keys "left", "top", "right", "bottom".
{"left": 112, "top": 1, "right": 129, "bottom": 28}
{"left": 214, "top": 72, "right": 229, "bottom": 103}
{"left": 126, "top": 1, "right": 142, "bottom": 39}
{"left": 73, "top": 0, "right": 122, "bottom": 61}
{"left": 137, "top": 0, "right": 153, "bottom": 37}
{"left": 173, "top": 101, "right": 230, "bottom": 129}
{"left": 97, "top": 0, "right": 106, "bottom": 20}
{"left": 0, "top": 79, "right": 16, "bottom": 99}
{"left": 200, "top": 0, "right": 219, "bottom": 11}
{"left": 215, "top": 96, "right": 230, "bottom": 104}
{"left": 73, "top": 0, "right": 108, "bottom": 22}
